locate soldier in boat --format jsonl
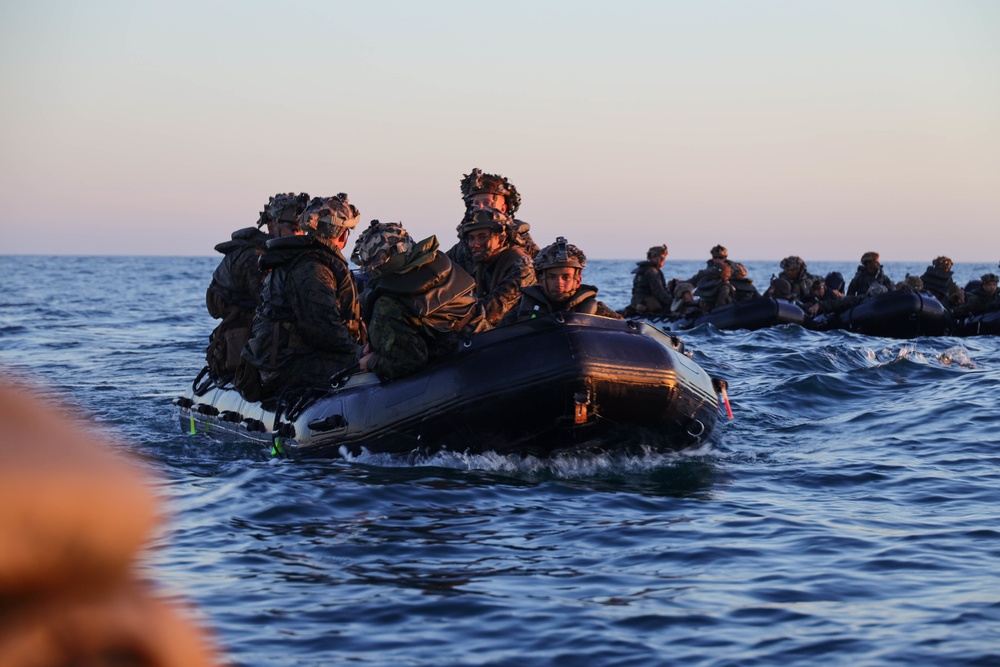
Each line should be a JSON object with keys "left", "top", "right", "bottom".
{"left": 628, "top": 244, "right": 672, "bottom": 316}
{"left": 847, "top": 251, "right": 894, "bottom": 296}
{"left": 236, "top": 195, "right": 364, "bottom": 401}
{"left": 351, "top": 220, "right": 488, "bottom": 381}
{"left": 696, "top": 261, "right": 735, "bottom": 311}
{"left": 764, "top": 256, "right": 817, "bottom": 300}
{"left": 204, "top": 192, "right": 310, "bottom": 382}
{"left": 728, "top": 262, "right": 761, "bottom": 303}
{"left": 447, "top": 167, "right": 537, "bottom": 275}
{"left": 503, "top": 236, "right": 622, "bottom": 324}
{"left": 919, "top": 256, "right": 959, "bottom": 303}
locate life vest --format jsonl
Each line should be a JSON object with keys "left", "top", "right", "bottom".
{"left": 515, "top": 284, "right": 601, "bottom": 321}
{"left": 919, "top": 266, "right": 953, "bottom": 301}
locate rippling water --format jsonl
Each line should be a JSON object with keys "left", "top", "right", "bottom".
{"left": 2, "top": 255, "right": 998, "bottom": 666}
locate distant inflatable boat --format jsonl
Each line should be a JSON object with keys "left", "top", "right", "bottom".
{"left": 634, "top": 298, "right": 806, "bottom": 332}
{"left": 175, "top": 314, "right": 725, "bottom": 459}
{"left": 808, "top": 291, "right": 951, "bottom": 338}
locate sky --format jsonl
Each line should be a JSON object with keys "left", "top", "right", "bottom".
{"left": 1, "top": 0, "right": 998, "bottom": 261}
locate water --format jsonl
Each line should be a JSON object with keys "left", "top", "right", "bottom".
{"left": 2, "top": 255, "right": 999, "bottom": 666}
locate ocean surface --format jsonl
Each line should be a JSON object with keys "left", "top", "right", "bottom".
{"left": 2, "top": 254, "right": 999, "bottom": 667}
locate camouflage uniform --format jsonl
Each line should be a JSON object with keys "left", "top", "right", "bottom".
{"left": 504, "top": 284, "right": 621, "bottom": 324}
{"left": 448, "top": 167, "right": 538, "bottom": 274}
{"left": 695, "top": 263, "right": 735, "bottom": 311}
{"left": 847, "top": 252, "right": 894, "bottom": 296}
{"left": 238, "top": 195, "right": 363, "bottom": 400}
{"left": 919, "top": 257, "right": 958, "bottom": 302}
{"left": 204, "top": 227, "right": 269, "bottom": 378}
{"left": 630, "top": 261, "right": 672, "bottom": 313}
{"left": 962, "top": 274, "right": 1000, "bottom": 316}
{"left": 353, "top": 224, "right": 487, "bottom": 382}
{"left": 728, "top": 263, "right": 761, "bottom": 303}
{"left": 475, "top": 248, "right": 536, "bottom": 325}
{"left": 767, "top": 256, "right": 817, "bottom": 300}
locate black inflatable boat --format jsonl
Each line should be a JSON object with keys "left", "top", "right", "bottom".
{"left": 176, "top": 313, "right": 724, "bottom": 459}
{"left": 655, "top": 298, "right": 806, "bottom": 332}
{"left": 808, "top": 291, "right": 951, "bottom": 338}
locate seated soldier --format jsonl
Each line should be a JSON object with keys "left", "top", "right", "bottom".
{"left": 803, "top": 276, "right": 861, "bottom": 317}
{"left": 690, "top": 244, "right": 730, "bottom": 284}
{"left": 447, "top": 168, "right": 537, "bottom": 275}
{"left": 729, "top": 262, "right": 761, "bottom": 302}
{"left": 765, "top": 256, "right": 816, "bottom": 300}
{"left": 695, "top": 261, "right": 735, "bottom": 311}
{"left": 847, "top": 251, "right": 894, "bottom": 296}
{"left": 919, "top": 256, "right": 958, "bottom": 302}
{"left": 205, "top": 192, "right": 309, "bottom": 381}
{"left": 237, "top": 194, "right": 365, "bottom": 401}
{"left": 504, "top": 237, "right": 622, "bottom": 324}
{"left": 670, "top": 281, "right": 701, "bottom": 319}
{"left": 962, "top": 273, "right": 1000, "bottom": 315}
{"left": 768, "top": 277, "right": 795, "bottom": 302}
{"left": 352, "top": 220, "right": 487, "bottom": 382}
{"left": 459, "top": 207, "right": 537, "bottom": 326}
{"left": 629, "top": 244, "right": 672, "bottom": 315}
{"left": 895, "top": 274, "right": 924, "bottom": 293}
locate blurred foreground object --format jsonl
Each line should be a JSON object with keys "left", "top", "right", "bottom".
{"left": 0, "top": 382, "right": 218, "bottom": 666}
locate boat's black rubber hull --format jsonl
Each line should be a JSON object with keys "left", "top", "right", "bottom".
{"left": 178, "top": 315, "right": 721, "bottom": 458}
{"left": 811, "top": 291, "right": 951, "bottom": 338}
{"left": 651, "top": 298, "right": 806, "bottom": 331}
{"left": 956, "top": 309, "right": 1000, "bottom": 337}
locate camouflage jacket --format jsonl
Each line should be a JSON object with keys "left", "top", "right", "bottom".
{"left": 770, "top": 270, "right": 817, "bottom": 300}
{"left": 446, "top": 217, "right": 538, "bottom": 276}
{"left": 206, "top": 227, "right": 269, "bottom": 319}
{"left": 847, "top": 266, "right": 894, "bottom": 297}
{"left": 242, "top": 236, "right": 363, "bottom": 375}
{"left": 695, "top": 275, "right": 735, "bottom": 311}
{"left": 630, "top": 261, "right": 672, "bottom": 311}
{"left": 503, "top": 284, "right": 622, "bottom": 325}
{"left": 473, "top": 246, "right": 536, "bottom": 326}
{"left": 363, "top": 250, "right": 488, "bottom": 381}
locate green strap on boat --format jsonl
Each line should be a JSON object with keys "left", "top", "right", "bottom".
{"left": 271, "top": 437, "right": 284, "bottom": 458}
{"left": 189, "top": 416, "right": 196, "bottom": 435}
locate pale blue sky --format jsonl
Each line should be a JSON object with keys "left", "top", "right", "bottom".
{"left": 2, "top": 1, "right": 998, "bottom": 260}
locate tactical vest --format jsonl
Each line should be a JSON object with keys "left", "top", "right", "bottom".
{"left": 630, "top": 261, "right": 669, "bottom": 308}
{"left": 515, "top": 284, "right": 600, "bottom": 320}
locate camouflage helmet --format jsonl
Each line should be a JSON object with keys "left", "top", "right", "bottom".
{"left": 780, "top": 255, "right": 805, "bottom": 271}
{"left": 861, "top": 251, "right": 880, "bottom": 264}
{"left": 710, "top": 245, "right": 728, "bottom": 260}
{"left": 351, "top": 220, "right": 415, "bottom": 278}
{"left": 729, "top": 262, "right": 748, "bottom": 280}
{"left": 903, "top": 274, "right": 924, "bottom": 292}
{"left": 457, "top": 207, "right": 515, "bottom": 240}
{"left": 460, "top": 168, "right": 521, "bottom": 214}
{"left": 646, "top": 244, "right": 668, "bottom": 260}
{"left": 297, "top": 193, "right": 360, "bottom": 242}
{"left": 257, "top": 192, "right": 310, "bottom": 228}
{"left": 810, "top": 277, "right": 826, "bottom": 292}
{"left": 534, "top": 236, "right": 586, "bottom": 273}
{"left": 932, "top": 256, "right": 953, "bottom": 271}
{"left": 770, "top": 277, "right": 792, "bottom": 299}
{"left": 981, "top": 273, "right": 999, "bottom": 285}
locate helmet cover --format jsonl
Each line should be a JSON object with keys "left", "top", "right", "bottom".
{"left": 257, "top": 192, "right": 310, "bottom": 228}
{"left": 351, "top": 220, "right": 414, "bottom": 277}
{"left": 297, "top": 193, "right": 360, "bottom": 240}
{"left": 460, "top": 168, "right": 521, "bottom": 214}
{"left": 710, "top": 245, "right": 728, "bottom": 260}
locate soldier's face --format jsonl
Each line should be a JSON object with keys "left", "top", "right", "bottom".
{"left": 469, "top": 193, "right": 507, "bottom": 213}
{"left": 542, "top": 267, "right": 582, "bottom": 301}
{"left": 984, "top": 282, "right": 998, "bottom": 295}
{"left": 466, "top": 229, "right": 503, "bottom": 262}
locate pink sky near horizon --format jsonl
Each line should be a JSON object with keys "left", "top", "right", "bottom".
{"left": 1, "top": 1, "right": 998, "bottom": 262}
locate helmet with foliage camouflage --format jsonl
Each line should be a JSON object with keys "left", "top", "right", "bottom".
{"left": 297, "top": 194, "right": 360, "bottom": 244}
{"left": 257, "top": 192, "right": 310, "bottom": 228}
{"left": 646, "top": 244, "right": 668, "bottom": 260}
{"left": 729, "top": 262, "right": 748, "bottom": 280}
{"left": 932, "top": 256, "right": 953, "bottom": 271}
{"left": 710, "top": 245, "right": 728, "bottom": 260}
{"left": 981, "top": 273, "right": 999, "bottom": 285}
{"left": 780, "top": 255, "right": 806, "bottom": 272}
{"left": 902, "top": 274, "right": 924, "bottom": 292}
{"left": 457, "top": 207, "right": 516, "bottom": 241}
{"left": 351, "top": 220, "right": 415, "bottom": 278}
{"left": 460, "top": 168, "right": 521, "bottom": 214}
{"left": 534, "top": 237, "right": 586, "bottom": 273}
{"left": 861, "top": 251, "right": 880, "bottom": 265}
